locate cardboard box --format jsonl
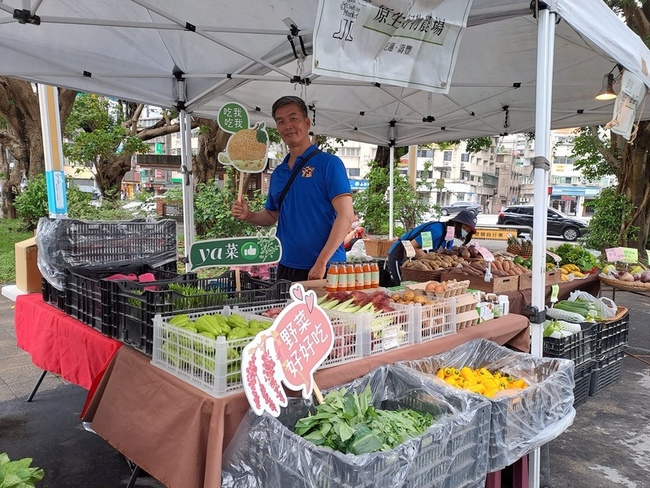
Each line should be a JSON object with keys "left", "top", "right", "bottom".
{"left": 441, "top": 272, "right": 519, "bottom": 294}
{"left": 15, "top": 237, "right": 42, "bottom": 293}
{"left": 518, "top": 270, "right": 562, "bottom": 290}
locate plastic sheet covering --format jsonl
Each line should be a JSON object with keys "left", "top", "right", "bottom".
{"left": 36, "top": 217, "right": 177, "bottom": 291}
{"left": 398, "top": 339, "right": 576, "bottom": 472}
{"left": 222, "top": 364, "right": 491, "bottom": 488}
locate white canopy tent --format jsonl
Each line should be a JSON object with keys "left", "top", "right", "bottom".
{"left": 2, "top": 1, "right": 650, "bottom": 485}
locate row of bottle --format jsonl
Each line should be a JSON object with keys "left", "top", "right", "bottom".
{"left": 326, "top": 262, "right": 380, "bottom": 292}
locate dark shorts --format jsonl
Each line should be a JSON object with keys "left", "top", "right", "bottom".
{"left": 277, "top": 264, "right": 311, "bottom": 282}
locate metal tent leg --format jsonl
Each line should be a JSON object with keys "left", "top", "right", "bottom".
{"left": 26, "top": 370, "right": 47, "bottom": 402}
{"left": 126, "top": 465, "right": 141, "bottom": 488}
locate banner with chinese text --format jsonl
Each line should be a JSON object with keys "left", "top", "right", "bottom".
{"left": 313, "top": 0, "right": 472, "bottom": 93}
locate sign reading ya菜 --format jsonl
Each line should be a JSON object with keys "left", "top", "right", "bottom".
{"left": 189, "top": 230, "right": 281, "bottom": 270}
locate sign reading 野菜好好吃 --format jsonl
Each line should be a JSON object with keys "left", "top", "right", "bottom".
{"left": 241, "top": 283, "right": 335, "bottom": 416}
{"left": 188, "top": 230, "right": 281, "bottom": 270}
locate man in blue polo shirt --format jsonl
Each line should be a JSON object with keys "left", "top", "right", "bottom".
{"left": 231, "top": 96, "right": 355, "bottom": 282}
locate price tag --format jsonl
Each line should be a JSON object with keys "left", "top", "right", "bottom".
{"left": 402, "top": 240, "right": 416, "bottom": 258}
{"left": 445, "top": 225, "right": 455, "bottom": 241}
{"left": 421, "top": 231, "right": 433, "bottom": 251}
{"left": 621, "top": 247, "right": 638, "bottom": 263}
{"left": 546, "top": 250, "right": 561, "bottom": 263}
{"left": 550, "top": 284, "right": 560, "bottom": 304}
{"left": 474, "top": 243, "right": 494, "bottom": 261}
{"left": 605, "top": 247, "right": 624, "bottom": 262}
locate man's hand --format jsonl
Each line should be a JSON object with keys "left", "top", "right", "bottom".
{"left": 231, "top": 199, "right": 249, "bottom": 221}
{"left": 308, "top": 261, "right": 327, "bottom": 280}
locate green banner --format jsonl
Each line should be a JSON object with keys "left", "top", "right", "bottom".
{"left": 189, "top": 231, "right": 281, "bottom": 270}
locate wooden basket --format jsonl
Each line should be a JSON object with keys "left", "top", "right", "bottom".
{"left": 598, "top": 306, "right": 628, "bottom": 323}
{"left": 598, "top": 274, "right": 650, "bottom": 293}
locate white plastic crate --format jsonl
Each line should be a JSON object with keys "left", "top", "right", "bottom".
{"left": 360, "top": 307, "right": 413, "bottom": 356}
{"left": 229, "top": 301, "right": 291, "bottom": 317}
{"left": 151, "top": 309, "right": 273, "bottom": 397}
{"left": 234, "top": 301, "right": 364, "bottom": 368}
{"left": 397, "top": 298, "right": 456, "bottom": 344}
{"left": 322, "top": 309, "right": 365, "bottom": 367}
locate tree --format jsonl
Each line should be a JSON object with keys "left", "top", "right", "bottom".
{"left": 571, "top": 2, "right": 650, "bottom": 261}
{"left": 0, "top": 78, "right": 77, "bottom": 217}
{"left": 64, "top": 94, "right": 184, "bottom": 200}
{"left": 353, "top": 160, "right": 433, "bottom": 235}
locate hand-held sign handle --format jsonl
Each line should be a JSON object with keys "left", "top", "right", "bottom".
{"left": 237, "top": 172, "right": 244, "bottom": 202}
{"left": 312, "top": 382, "right": 324, "bottom": 405}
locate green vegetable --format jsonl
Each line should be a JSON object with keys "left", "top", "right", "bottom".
{"left": 0, "top": 452, "right": 44, "bottom": 488}
{"left": 293, "top": 385, "right": 435, "bottom": 455}
{"left": 549, "top": 244, "right": 598, "bottom": 272}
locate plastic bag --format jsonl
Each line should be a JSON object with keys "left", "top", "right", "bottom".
{"left": 345, "top": 239, "right": 373, "bottom": 262}
{"left": 568, "top": 290, "right": 617, "bottom": 319}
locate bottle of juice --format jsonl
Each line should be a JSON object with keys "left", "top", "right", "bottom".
{"left": 345, "top": 263, "right": 355, "bottom": 291}
{"left": 326, "top": 263, "right": 339, "bottom": 292}
{"left": 362, "top": 262, "right": 372, "bottom": 289}
{"left": 354, "top": 263, "right": 364, "bottom": 290}
{"left": 370, "top": 261, "right": 380, "bottom": 288}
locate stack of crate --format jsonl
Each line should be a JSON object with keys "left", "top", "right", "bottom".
{"left": 589, "top": 307, "right": 629, "bottom": 396}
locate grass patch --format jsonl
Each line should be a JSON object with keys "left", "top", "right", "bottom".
{"left": 0, "top": 219, "right": 33, "bottom": 285}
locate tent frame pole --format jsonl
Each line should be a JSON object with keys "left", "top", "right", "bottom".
{"left": 529, "top": 6, "right": 556, "bottom": 488}
{"left": 179, "top": 110, "right": 195, "bottom": 270}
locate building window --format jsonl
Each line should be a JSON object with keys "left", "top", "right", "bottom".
{"left": 337, "top": 147, "right": 360, "bottom": 157}
{"left": 460, "top": 170, "right": 470, "bottom": 180}
{"left": 565, "top": 177, "right": 572, "bottom": 184}
{"left": 347, "top": 168, "right": 360, "bottom": 177}
{"left": 417, "top": 149, "right": 434, "bottom": 158}
{"left": 443, "top": 151, "right": 452, "bottom": 161}
{"left": 461, "top": 153, "right": 469, "bottom": 162}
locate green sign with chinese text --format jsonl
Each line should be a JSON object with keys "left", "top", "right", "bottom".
{"left": 189, "top": 230, "right": 281, "bottom": 270}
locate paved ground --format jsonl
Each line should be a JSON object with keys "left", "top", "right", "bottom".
{"left": 1, "top": 285, "right": 649, "bottom": 487}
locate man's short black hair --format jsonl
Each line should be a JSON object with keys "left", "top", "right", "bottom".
{"left": 272, "top": 96, "right": 309, "bottom": 120}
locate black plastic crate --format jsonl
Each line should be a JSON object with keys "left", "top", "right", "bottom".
{"left": 573, "top": 360, "right": 593, "bottom": 407}
{"left": 41, "top": 278, "right": 65, "bottom": 311}
{"left": 589, "top": 350, "right": 625, "bottom": 396}
{"left": 36, "top": 218, "right": 178, "bottom": 291}
{"left": 65, "top": 262, "right": 181, "bottom": 338}
{"left": 543, "top": 321, "right": 599, "bottom": 369}
{"left": 115, "top": 271, "right": 291, "bottom": 356}
{"left": 596, "top": 313, "right": 629, "bottom": 357}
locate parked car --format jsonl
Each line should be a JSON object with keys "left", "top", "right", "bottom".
{"left": 440, "top": 201, "right": 482, "bottom": 216}
{"left": 496, "top": 205, "right": 588, "bottom": 241}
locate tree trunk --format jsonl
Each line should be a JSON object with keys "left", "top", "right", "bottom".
{"left": 193, "top": 118, "right": 230, "bottom": 184}
{"left": 614, "top": 122, "right": 650, "bottom": 263}
{"left": 374, "top": 146, "right": 391, "bottom": 168}
{"left": 0, "top": 78, "right": 76, "bottom": 217}
{"left": 95, "top": 153, "right": 132, "bottom": 197}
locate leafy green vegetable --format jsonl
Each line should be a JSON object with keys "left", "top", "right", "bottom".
{"left": 293, "top": 385, "right": 435, "bottom": 455}
{"left": 0, "top": 452, "right": 44, "bottom": 488}
{"left": 549, "top": 244, "right": 598, "bottom": 272}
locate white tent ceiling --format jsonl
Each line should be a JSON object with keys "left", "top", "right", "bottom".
{"left": 1, "top": 0, "right": 649, "bottom": 146}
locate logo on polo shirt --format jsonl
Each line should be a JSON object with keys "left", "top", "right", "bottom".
{"left": 302, "top": 166, "right": 314, "bottom": 178}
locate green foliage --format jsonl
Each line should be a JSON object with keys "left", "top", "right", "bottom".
{"left": 353, "top": 160, "right": 431, "bottom": 235}
{"left": 548, "top": 243, "right": 599, "bottom": 272}
{"left": 465, "top": 137, "right": 493, "bottom": 154}
{"left": 0, "top": 452, "right": 44, "bottom": 487}
{"left": 63, "top": 93, "right": 149, "bottom": 168}
{"left": 584, "top": 187, "right": 637, "bottom": 251}
{"left": 571, "top": 127, "right": 618, "bottom": 181}
{"left": 434, "top": 140, "right": 460, "bottom": 150}
{"left": 0, "top": 219, "right": 33, "bottom": 284}
{"left": 13, "top": 174, "right": 136, "bottom": 231}
{"left": 166, "top": 168, "right": 266, "bottom": 239}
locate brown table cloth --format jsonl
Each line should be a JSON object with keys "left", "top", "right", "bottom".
{"left": 83, "top": 314, "right": 530, "bottom": 488}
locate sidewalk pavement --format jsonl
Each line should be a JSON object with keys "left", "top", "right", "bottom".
{"left": 1, "top": 289, "right": 649, "bottom": 487}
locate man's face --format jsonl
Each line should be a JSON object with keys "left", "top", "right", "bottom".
{"left": 274, "top": 103, "right": 310, "bottom": 146}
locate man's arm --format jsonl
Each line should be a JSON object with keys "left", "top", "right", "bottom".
{"left": 309, "top": 194, "right": 355, "bottom": 280}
